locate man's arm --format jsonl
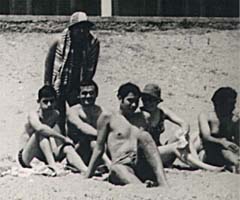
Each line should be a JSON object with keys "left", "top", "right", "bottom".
{"left": 28, "top": 111, "right": 71, "bottom": 143}
{"left": 44, "top": 41, "right": 58, "bottom": 85}
{"left": 163, "top": 107, "right": 190, "bottom": 136}
{"left": 198, "top": 112, "right": 236, "bottom": 151}
{"left": 85, "top": 112, "right": 110, "bottom": 178}
{"left": 67, "top": 107, "right": 97, "bottom": 137}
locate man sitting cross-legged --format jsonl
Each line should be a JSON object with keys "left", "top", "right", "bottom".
{"left": 85, "top": 82, "right": 168, "bottom": 187}
{"left": 18, "top": 85, "right": 87, "bottom": 176}
{"left": 66, "top": 80, "right": 111, "bottom": 171}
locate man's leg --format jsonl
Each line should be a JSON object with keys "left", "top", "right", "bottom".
{"left": 62, "top": 145, "right": 88, "bottom": 172}
{"left": 38, "top": 135, "right": 58, "bottom": 171}
{"left": 50, "top": 138, "right": 88, "bottom": 173}
{"left": 109, "top": 164, "right": 141, "bottom": 185}
{"left": 138, "top": 131, "right": 168, "bottom": 186}
{"left": 21, "top": 134, "right": 56, "bottom": 170}
{"left": 221, "top": 149, "right": 239, "bottom": 173}
{"left": 160, "top": 135, "right": 224, "bottom": 171}
{"left": 21, "top": 134, "right": 42, "bottom": 167}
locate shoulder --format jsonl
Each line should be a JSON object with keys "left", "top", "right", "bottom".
{"left": 97, "top": 109, "right": 113, "bottom": 126}
{"left": 99, "top": 109, "right": 112, "bottom": 119}
{"left": 28, "top": 110, "right": 39, "bottom": 120}
{"left": 67, "top": 104, "right": 82, "bottom": 117}
{"left": 157, "top": 106, "right": 169, "bottom": 117}
{"left": 198, "top": 111, "right": 214, "bottom": 122}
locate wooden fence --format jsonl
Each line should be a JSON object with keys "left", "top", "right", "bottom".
{"left": 0, "top": 0, "right": 238, "bottom": 17}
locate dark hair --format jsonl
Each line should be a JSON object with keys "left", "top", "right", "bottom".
{"left": 211, "top": 87, "right": 237, "bottom": 105}
{"left": 38, "top": 85, "right": 57, "bottom": 100}
{"left": 80, "top": 80, "right": 99, "bottom": 96}
{"left": 117, "top": 82, "right": 141, "bottom": 99}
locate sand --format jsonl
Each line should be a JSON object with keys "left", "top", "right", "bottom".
{"left": 0, "top": 28, "right": 239, "bottom": 199}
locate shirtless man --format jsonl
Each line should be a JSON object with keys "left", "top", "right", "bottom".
{"left": 197, "top": 87, "right": 239, "bottom": 173}
{"left": 130, "top": 83, "right": 223, "bottom": 171}
{"left": 18, "top": 85, "right": 87, "bottom": 175}
{"left": 67, "top": 80, "right": 111, "bottom": 168}
{"left": 85, "top": 82, "right": 167, "bottom": 187}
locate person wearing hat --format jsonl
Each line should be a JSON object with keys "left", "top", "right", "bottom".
{"left": 44, "top": 11, "right": 100, "bottom": 135}
{"left": 129, "top": 83, "right": 224, "bottom": 171}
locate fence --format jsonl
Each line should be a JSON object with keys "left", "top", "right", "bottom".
{"left": 0, "top": 0, "right": 238, "bottom": 17}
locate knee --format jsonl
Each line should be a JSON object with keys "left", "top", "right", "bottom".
{"left": 62, "top": 145, "right": 74, "bottom": 154}
{"left": 38, "top": 136, "right": 50, "bottom": 147}
{"left": 110, "top": 164, "right": 124, "bottom": 174}
{"left": 139, "top": 131, "right": 153, "bottom": 143}
{"left": 90, "top": 141, "right": 96, "bottom": 149}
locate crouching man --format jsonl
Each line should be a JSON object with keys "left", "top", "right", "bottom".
{"left": 18, "top": 85, "right": 87, "bottom": 176}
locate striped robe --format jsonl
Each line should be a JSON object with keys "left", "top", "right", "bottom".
{"left": 44, "top": 28, "right": 100, "bottom": 97}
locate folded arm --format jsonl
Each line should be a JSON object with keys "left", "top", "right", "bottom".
{"left": 28, "top": 111, "right": 70, "bottom": 143}
{"left": 67, "top": 108, "right": 97, "bottom": 137}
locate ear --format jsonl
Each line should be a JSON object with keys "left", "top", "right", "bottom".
{"left": 117, "top": 94, "right": 121, "bottom": 100}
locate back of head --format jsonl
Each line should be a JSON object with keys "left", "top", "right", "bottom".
{"left": 117, "top": 82, "right": 141, "bottom": 99}
{"left": 211, "top": 87, "right": 237, "bottom": 106}
{"left": 80, "top": 80, "right": 99, "bottom": 96}
{"left": 38, "top": 85, "right": 57, "bottom": 100}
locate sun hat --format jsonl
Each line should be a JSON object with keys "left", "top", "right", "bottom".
{"left": 68, "top": 11, "right": 94, "bottom": 29}
{"left": 142, "top": 84, "right": 163, "bottom": 102}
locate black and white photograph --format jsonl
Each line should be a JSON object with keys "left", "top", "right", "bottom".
{"left": 0, "top": 1, "right": 239, "bottom": 199}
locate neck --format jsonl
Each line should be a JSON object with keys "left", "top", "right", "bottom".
{"left": 38, "top": 108, "right": 51, "bottom": 119}
{"left": 119, "top": 108, "right": 131, "bottom": 120}
{"left": 82, "top": 104, "right": 95, "bottom": 112}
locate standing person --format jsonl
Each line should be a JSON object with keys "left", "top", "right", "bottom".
{"left": 130, "top": 83, "right": 223, "bottom": 171}
{"left": 85, "top": 82, "right": 168, "bottom": 187}
{"left": 44, "top": 11, "right": 100, "bottom": 134}
{"left": 197, "top": 87, "right": 239, "bottom": 173}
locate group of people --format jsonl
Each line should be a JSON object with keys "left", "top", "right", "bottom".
{"left": 18, "top": 11, "right": 239, "bottom": 187}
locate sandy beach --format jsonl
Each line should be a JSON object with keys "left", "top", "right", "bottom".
{"left": 0, "top": 27, "right": 239, "bottom": 199}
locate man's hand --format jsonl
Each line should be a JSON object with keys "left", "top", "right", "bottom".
{"left": 221, "top": 139, "right": 239, "bottom": 153}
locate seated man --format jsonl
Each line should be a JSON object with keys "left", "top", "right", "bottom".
{"left": 196, "top": 87, "right": 239, "bottom": 173}
{"left": 18, "top": 85, "right": 87, "bottom": 176}
{"left": 67, "top": 80, "right": 111, "bottom": 168}
{"left": 129, "top": 83, "right": 222, "bottom": 171}
{"left": 85, "top": 82, "right": 168, "bottom": 187}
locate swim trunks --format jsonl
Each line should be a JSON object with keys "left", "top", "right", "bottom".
{"left": 112, "top": 151, "right": 137, "bottom": 168}
{"left": 18, "top": 149, "right": 32, "bottom": 168}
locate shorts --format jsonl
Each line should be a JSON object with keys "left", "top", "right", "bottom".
{"left": 18, "top": 149, "right": 32, "bottom": 168}
{"left": 112, "top": 151, "right": 137, "bottom": 168}
{"left": 203, "top": 142, "right": 226, "bottom": 166}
